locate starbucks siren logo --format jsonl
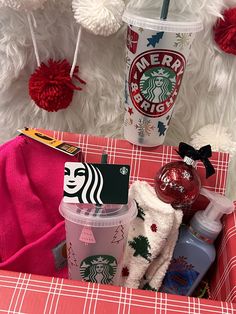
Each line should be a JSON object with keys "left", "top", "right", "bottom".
{"left": 140, "top": 67, "right": 176, "bottom": 103}
{"left": 129, "top": 49, "right": 186, "bottom": 118}
{"left": 80, "top": 255, "right": 117, "bottom": 284}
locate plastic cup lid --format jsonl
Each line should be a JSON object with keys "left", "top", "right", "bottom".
{"left": 122, "top": 8, "right": 203, "bottom": 33}
{"left": 59, "top": 200, "right": 137, "bottom": 227}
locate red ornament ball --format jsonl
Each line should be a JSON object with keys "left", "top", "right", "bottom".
{"left": 29, "top": 59, "right": 86, "bottom": 112}
{"left": 213, "top": 7, "right": 236, "bottom": 55}
{"left": 155, "top": 161, "right": 201, "bottom": 209}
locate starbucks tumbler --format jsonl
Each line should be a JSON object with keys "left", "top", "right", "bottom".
{"left": 123, "top": 8, "right": 203, "bottom": 147}
{"left": 59, "top": 201, "right": 137, "bottom": 285}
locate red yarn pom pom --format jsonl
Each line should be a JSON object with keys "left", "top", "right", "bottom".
{"left": 214, "top": 7, "right": 236, "bottom": 55}
{"left": 29, "top": 59, "right": 86, "bottom": 112}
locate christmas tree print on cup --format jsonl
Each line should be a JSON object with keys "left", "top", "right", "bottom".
{"left": 122, "top": 8, "right": 203, "bottom": 147}
{"left": 80, "top": 226, "right": 96, "bottom": 245}
{"left": 59, "top": 201, "right": 137, "bottom": 284}
{"left": 111, "top": 225, "right": 125, "bottom": 244}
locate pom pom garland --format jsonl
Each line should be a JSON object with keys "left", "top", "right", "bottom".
{"left": 72, "top": 0, "right": 125, "bottom": 36}
{"left": 214, "top": 7, "right": 236, "bottom": 55}
{"left": 70, "top": 0, "right": 125, "bottom": 82}
{"left": 0, "top": 0, "right": 47, "bottom": 11}
{"left": 29, "top": 59, "right": 86, "bottom": 112}
{"left": 1, "top": 0, "right": 125, "bottom": 112}
{"left": 190, "top": 124, "right": 236, "bottom": 158}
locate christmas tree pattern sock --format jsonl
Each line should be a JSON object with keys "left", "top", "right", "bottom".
{"left": 141, "top": 209, "right": 183, "bottom": 292}
{"left": 121, "top": 181, "right": 176, "bottom": 289}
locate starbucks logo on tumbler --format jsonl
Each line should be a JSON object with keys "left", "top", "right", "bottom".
{"left": 129, "top": 49, "right": 186, "bottom": 118}
{"left": 140, "top": 67, "right": 176, "bottom": 103}
{"left": 80, "top": 255, "right": 117, "bottom": 284}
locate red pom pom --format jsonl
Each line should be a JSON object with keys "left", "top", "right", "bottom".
{"left": 214, "top": 7, "right": 236, "bottom": 55}
{"left": 154, "top": 161, "right": 201, "bottom": 209}
{"left": 29, "top": 59, "right": 86, "bottom": 112}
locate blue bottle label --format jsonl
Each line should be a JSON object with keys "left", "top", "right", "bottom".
{"left": 160, "top": 256, "right": 200, "bottom": 295}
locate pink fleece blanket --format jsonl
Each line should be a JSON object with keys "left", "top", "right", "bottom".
{"left": 0, "top": 135, "right": 79, "bottom": 277}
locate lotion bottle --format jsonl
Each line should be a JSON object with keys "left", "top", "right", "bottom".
{"left": 160, "top": 188, "right": 234, "bottom": 296}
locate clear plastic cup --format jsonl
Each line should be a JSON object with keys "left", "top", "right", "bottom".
{"left": 123, "top": 8, "right": 203, "bottom": 147}
{"left": 59, "top": 200, "right": 137, "bottom": 285}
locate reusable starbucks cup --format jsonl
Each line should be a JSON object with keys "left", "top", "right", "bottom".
{"left": 123, "top": 8, "right": 203, "bottom": 147}
{"left": 59, "top": 200, "right": 137, "bottom": 285}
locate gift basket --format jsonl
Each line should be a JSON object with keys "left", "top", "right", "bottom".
{"left": 0, "top": 0, "right": 236, "bottom": 313}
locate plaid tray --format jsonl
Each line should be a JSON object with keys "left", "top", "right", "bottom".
{"left": 45, "top": 130, "right": 229, "bottom": 194}
{"left": 0, "top": 130, "right": 234, "bottom": 313}
{"left": 0, "top": 270, "right": 236, "bottom": 314}
{"left": 210, "top": 208, "right": 236, "bottom": 303}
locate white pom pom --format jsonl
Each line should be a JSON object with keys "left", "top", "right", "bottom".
{"left": 72, "top": 0, "right": 125, "bottom": 36}
{"left": 0, "top": 0, "right": 47, "bottom": 11}
{"left": 190, "top": 124, "right": 236, "bottom": 157}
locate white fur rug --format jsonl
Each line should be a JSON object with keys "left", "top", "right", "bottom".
{"left": 0, "top": 0, "right": 235, "bottom": 199}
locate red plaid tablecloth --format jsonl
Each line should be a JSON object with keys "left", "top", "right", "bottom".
{"left": 0, "top": 130, "right": 235, "bottom": 313}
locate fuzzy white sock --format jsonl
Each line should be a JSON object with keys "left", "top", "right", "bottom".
{"left": 121, "top": 181, "right": 176, "bottom": 289}
{"left": 141, "top": 210, "right": 183, "bottom": 291}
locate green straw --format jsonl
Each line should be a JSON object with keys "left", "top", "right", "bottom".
{"left": 160, "top": 0, "right": 170, "bottom": 20}
{"left": 101, "top": 150, "right": 108, "bottom": 164}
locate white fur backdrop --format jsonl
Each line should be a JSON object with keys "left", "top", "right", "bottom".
{"left": 0, "top": 0, "right": 236, "bottom": 199}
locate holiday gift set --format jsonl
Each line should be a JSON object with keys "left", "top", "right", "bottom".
{"left": 0, "top": 130, "right": 235, "bottom": 314}
{"left": 58, "top": 131, "right": 234, "bottom": 297}
{"left": 1, "top": 1, "right": 236, "bottom": 314}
